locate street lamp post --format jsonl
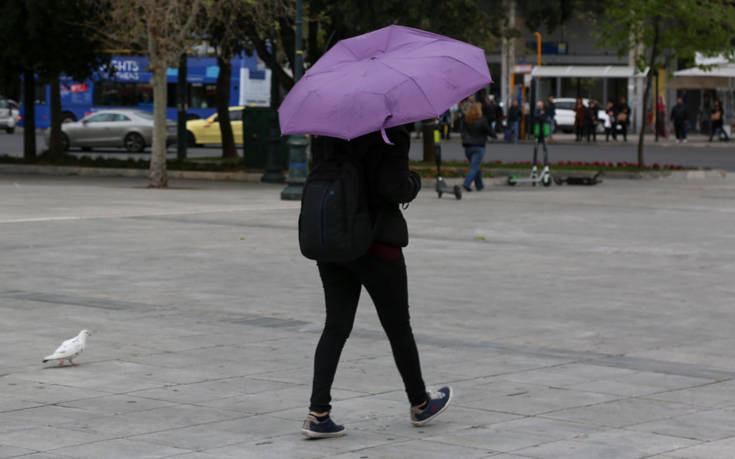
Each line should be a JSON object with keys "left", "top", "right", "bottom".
{"left": 262, "top": 39, "right": 285, "bottom": 184}
{"left": 281, "top": 0, "right": 308, "bottom": 200}
{"left": 176, "top": 53, "right": 187, "bottom": 160}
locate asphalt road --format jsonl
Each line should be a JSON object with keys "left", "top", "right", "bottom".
{"left": 1, "top": 128, "right": 733, "bottom": 170}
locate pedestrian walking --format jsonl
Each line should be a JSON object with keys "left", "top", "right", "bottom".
{"left": 458, "top": 95, "right": 475, "bottom": 134}
{"left": 278, "top": 25, "right": 491, "bottom": 440}
{"left": 574, "top": 97, "right": 585, "bottom": 142}
{"left": 616, "top": 96, "right": 631, "bottom": 142}
{"left": 461, "top": 102, "right": 493, "bottom": 192}
{"left": 604, "top": 99, "right": 617, "bottom": 141}
{"left": 584, "top": 100, "right": 598, "bottom": 143}
{"left": 671, "top": 97, "right": 688, "bottom": 143}
{"left": 483, "top": 95, "right": 498, "bottom": 139}
{"left": 656, "top": 96, "right": 667, "bottom": 138}
{"left": 507, "top": 99, "right": 522, "bottom": 144}
{"left": 546, "top": 95, "right": 556, "bottom": 140}
{"left": 439, "top": 109, "right": 452, "bottom": 139}
{"left": 709, "top": 100, "right": 729, "bottom": 142}
{"left": 302, "top": 128, "right": 453, "bottom": 438}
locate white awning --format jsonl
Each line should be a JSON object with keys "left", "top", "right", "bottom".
{"left": 530, "top": 65, "right": 648, "bottom": 78}
{"left": 670, "top": 64, "right": 735, "bottom": 89}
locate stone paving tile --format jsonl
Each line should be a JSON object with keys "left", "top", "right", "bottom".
{"left": 329, "top": 438, "right": 493, "bottom": 458}
{"left": 422, "top": 416, "right": 602, "bottom": 453}
{"left": 57, "top": 394, "right": 176, "bottom": 416}
{"left": 513, "top": 428, "right": 699, "bottom": 459}
{"left": 0, "top": 376, "right": 111, "bottom": 408}
{"left": 646, "top": 380, "right": 735, "bottom": 408}
{"left": 267, "top": 395, "right": 410, "bottom": 425}
{"left": 662, "top": 436, "right": 735, "bottom": 459}
{"left": 130, "top": 415, "right": 296, "bottom": 452}
{"left": 0, "top": 444, "right": 37, "bottom": 458}
{"left": 0, "top": 425, "right": 103, "bottom": 452}
{"left": 603, "top": 372, "right": 714, "bottom": 393}
{"left": 126, "top": 377, "right": 264, "bottom": 405}
{"left": 49, "top": 438, "right": 191, "bottom": 459}
{"left": 456, "top": 384, "right": 620, "bottom": 416}
{"left": 543, "top": 398, "right": 699, "bottom": 428}
{"left": 14, "top": 360, "right": 171, "bottom": 394}
{"left": 353, "top": 406, "right": 523, "bottom": 440}
{"left": 628, "top": 408, "right": 735, "bottom": 441}
{"left": 198, "top": 385, "right": 365, "bottom": 416}
{"left": 199, "top": 429, "right": 415, "bottom": 458}
{"left": 62, "top": 404, "right": 246, "bottom": 438}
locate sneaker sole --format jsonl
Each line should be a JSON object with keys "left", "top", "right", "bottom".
{"left": 301, "top": 428, "right": 346, "bottom": 439}
{"left": 411, "top": 387, "right": 454, "bottom": 427}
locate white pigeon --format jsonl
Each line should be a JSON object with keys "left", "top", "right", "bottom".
{"left": 43, "top": 330, "right": 91, "bottom": 367}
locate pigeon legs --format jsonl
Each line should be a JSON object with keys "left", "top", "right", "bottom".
{"left": 58, "top": 360, "right": 65, "bottom": 367}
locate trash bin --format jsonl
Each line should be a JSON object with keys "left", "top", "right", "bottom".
{"left": 242, "top": 107, "right": 288, "bottom": 169}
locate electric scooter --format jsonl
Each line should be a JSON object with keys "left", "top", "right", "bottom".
{"left": 554, "top": 170, "right": 603, "bottom": 186}
{"left": 507, "top": 123, "right": 553, "bottom": 187}
{"left": 434, "top": 144, "right": 462, "bottom": 199}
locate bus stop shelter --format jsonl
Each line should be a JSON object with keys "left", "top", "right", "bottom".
{"left": 669, "top": 64, "right": 735, "bottom": 135}
{"left": 669, "top": 64, "right": 735, "bottom": 90}
{"left": 530, "top": 65, "right": 648, "bottom": 132}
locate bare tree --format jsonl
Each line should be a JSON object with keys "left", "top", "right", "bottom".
{"left": 108, "top": 0, "right": 204, "bottom": 188}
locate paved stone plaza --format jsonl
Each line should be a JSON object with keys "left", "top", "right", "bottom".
{"left": 1, "top": 172, "right": 735, "bottom": 458}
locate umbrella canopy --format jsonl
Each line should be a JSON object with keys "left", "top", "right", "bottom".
{"left": 279, "top": 25, "right": 492, "bottom": 140}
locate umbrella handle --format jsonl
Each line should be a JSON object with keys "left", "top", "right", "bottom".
{"left": 380, "top": 128, "right": 394, "bottom": 145}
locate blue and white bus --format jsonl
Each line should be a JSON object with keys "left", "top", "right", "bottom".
{"left": 22, "top": 52, "right": 271, "bottom": 129}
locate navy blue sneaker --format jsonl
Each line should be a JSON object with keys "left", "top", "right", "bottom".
{"left": 410, "top": 386, "right": 453, "bottom": 426}
{"left": 301, "top": 414, "right": 346, "bottom": 439}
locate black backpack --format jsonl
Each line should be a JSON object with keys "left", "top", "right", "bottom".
{"left": 298, "top": 140, "right": 376, "bottom": 263}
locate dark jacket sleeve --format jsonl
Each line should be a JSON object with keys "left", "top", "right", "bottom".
{"left": 376, "top": 128, "right": 421, "bottom": 204}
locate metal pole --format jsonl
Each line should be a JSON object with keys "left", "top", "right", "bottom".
{"left": 177, "top": 53, "right": 187, "bottom": 160}
{"left": 281, "top": 0, "right": 308, "bottom": 200}
{"left": 654, "top": 68, "right": 659, "bottom": 142}
{"left": 262, "top": 39, "right": 285, "bottom": 183}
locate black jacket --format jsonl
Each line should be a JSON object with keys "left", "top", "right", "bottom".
{"left": 508, "top": 105, "right": 522, "bottom": 122}
{"left": 461, "top": 117, "right": 493, "bottom": 146}
{"left": 312, "top": 127, "right": 421, "bottom": 248}
{"left": 671, "top": 103, "right": 688, "bottom": 123}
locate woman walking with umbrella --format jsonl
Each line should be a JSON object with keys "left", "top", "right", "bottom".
{"left": 279, "top": 25, "right": 491, "bottom": 438}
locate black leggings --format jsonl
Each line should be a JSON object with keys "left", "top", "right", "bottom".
{"left": 310, "top": 252, "right": 427, "bottom": 412}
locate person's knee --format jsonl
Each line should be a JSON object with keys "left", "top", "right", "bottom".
{"left": 323, "top": 321, "right": 353, "bottom": 343}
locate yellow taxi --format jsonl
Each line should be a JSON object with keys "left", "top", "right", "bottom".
{"left": 186, "top": 106, "right": 244, "bottom": 146}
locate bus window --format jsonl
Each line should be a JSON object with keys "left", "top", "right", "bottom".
{"left": 189, "top": 83, "right": 216, "bottom": 109}
{"left": 34, "top": 81, "right": 47, "bottom": 105}
{"left": 93, "top": 81, "right": 153, "bottom": 107}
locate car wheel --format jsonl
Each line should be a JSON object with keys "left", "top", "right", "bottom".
{"left": 124, "top": 132, "right": 145, "bottom": 153}
{"left": 6, "top": 127, "right": 14, "bottom": 134}
{"left": 186, "top": 131, "right": 201, "bottom": 147}
{"left": 60, "top": 133, "right": 70, "bottom": 151}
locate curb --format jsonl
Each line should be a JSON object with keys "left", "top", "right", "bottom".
{"left": 0, "top": 164, "right": 264, "bottom": 182}
{"left": 430, "top": 168, "right": 727, "bottom": 188}
{"left": 0, "top": 163, "right": 727, "bottom": 183}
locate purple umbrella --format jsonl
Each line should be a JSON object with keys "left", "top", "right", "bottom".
{"left": 279, "top": 25, "right": 492, "bottom": 141}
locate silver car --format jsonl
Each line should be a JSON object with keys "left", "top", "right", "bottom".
{"left": 45, "top": 109, "right": 177, "bottom": 152}
{"left": 0, "top": 98, "right": 19, "bottom": 133}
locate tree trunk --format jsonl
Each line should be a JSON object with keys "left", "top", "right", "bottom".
{"left": 216, "top": 55, "right": 236, "bottom": 159}
{"left": 22, "top": 70, "right": 36, "bottom": 160}
{"left": 49, "top": 73, "right": 63, "bottom": 158}
{"left": 149, "top": 66, "right": 168, "bottom": 188}
{"left": 636, "top": 17, "right": 660, "bottom": 167}
{"left": 422, "top": 119, "right": 436, "bottom": 163}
